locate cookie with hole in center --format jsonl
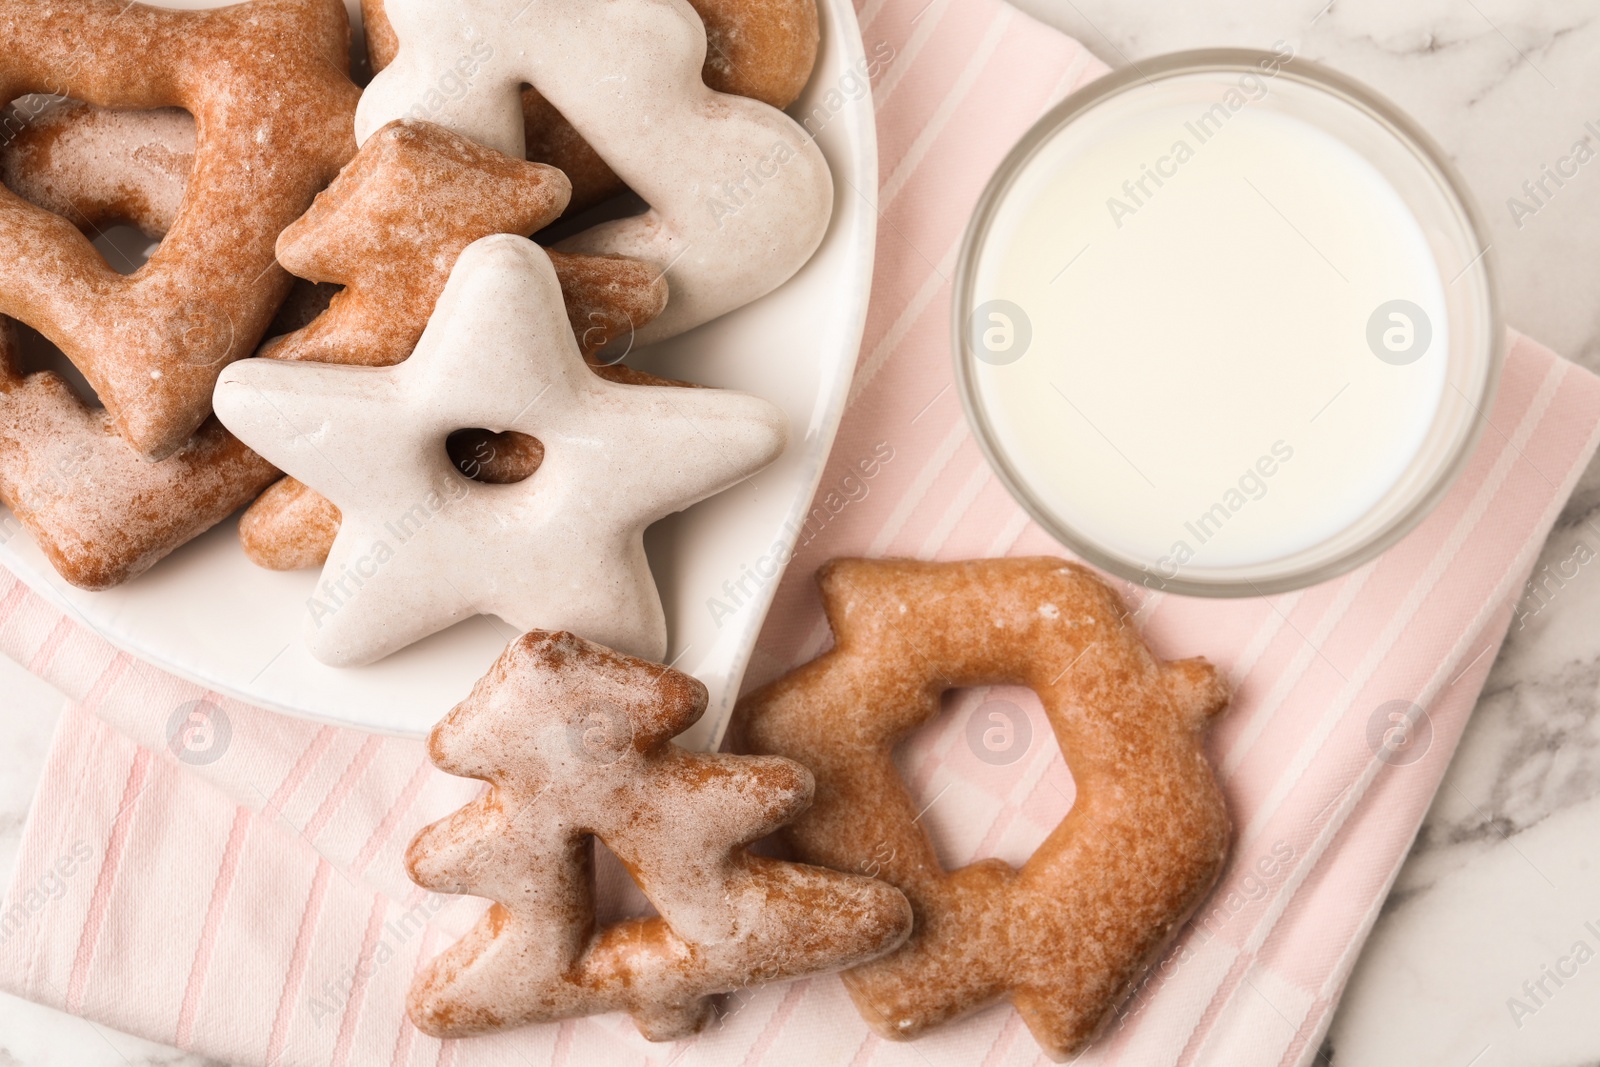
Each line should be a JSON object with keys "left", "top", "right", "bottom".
{"left": 0, "top": 0, "right": 361, "bottom": 460}
{"left": 213, "top": 236, "right": 787, "bottom": 666}
{"left": 736, "top": 556, "right": 1232, "bottom": 1060}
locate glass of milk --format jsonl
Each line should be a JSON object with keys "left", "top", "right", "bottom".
{"left": 955, "top": 48, "right": 1500, "bottom": 596}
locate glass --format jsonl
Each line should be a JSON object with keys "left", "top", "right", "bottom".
{"left": 953, "top": 49, "right": 1501, "bottom": 596}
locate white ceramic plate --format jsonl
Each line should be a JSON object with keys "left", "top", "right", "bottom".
{"left": 0, "top": 0, "right": 876, "bottom": 750}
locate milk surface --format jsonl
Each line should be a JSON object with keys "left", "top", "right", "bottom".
{"left": 969, "top": 73, "right": 1449, "bottom": 577}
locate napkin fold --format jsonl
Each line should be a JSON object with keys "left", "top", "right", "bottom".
{"left": 4, "top": 0, "right": 1600, "bottom": 1065}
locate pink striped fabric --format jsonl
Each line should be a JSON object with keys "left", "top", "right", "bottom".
{"left": 2, "top": 0, "right": 1598, "bottom": 1063}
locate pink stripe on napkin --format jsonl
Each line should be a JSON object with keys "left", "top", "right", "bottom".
{"left": 2, "top": 0, "right": 1599, "bottom": 1064}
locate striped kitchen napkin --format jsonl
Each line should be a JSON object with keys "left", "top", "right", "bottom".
{"left": 2, "top": 0, "right": 1598, "bottom": 1065}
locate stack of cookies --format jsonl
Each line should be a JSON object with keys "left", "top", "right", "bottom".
{"left": 0, "top": 0, "right": 829, "bottom": 669}
{"left": 0, "top": 2, "right": 1239, "bottom": 1060}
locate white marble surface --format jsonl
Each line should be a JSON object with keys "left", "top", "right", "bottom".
{"left": 3, "top": 0, "right": 1600, "bottom": 1064}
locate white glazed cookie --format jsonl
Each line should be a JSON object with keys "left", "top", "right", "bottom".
{"left": 212, "top": 235, "right": 788, "bottom": 667}
{"left": 354, "top": 0, "right": 833, "bottom": 344}
{"left": 405, "top": 630, "right": 913, "bottom": 1041}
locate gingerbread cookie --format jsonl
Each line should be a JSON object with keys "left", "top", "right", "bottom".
{"left": 237, "top": 361, "right": 700, "bottom": 571}
{"left": 230, "top": 119, "right": 675, "bottom": 571}
{"left": 234, "top": 476, "right": 341, "bottom": 573}
{"left": 0, "top": 0, "right": 360, "bottom": 460}
{"left": 238, "top": 426, "right": 543, "bottom": 571}
{"left": 736, "top": 558, "right": 1232, "bottom": 1059}
{"left": 214, "top": 235, "right": 787, "bottom": 665}
{"left": 0, "top": 98, "right": 340, "bottom": 349}
{"left": 0, "top": 319, "right": 278, "bottom": 590}
{"left": 356, "top": 0, "right": 833, "bottom": 343}
{"left": 406, "top": 629, "right": 913, "bottom": 1040}
{"left": 262, "top": 119, "right": 668, "bottom": 367}
{"left": 1, "top": 107, "right": 664, "bottom": 363}
{"left": 362, "top": 0, "right": 819, "bottom": 212}
{"left": 0, "top": 99, "right": 194, "bottom": 240}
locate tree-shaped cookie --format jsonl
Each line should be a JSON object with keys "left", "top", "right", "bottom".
{"left": 406, "top": 630, "right": 913, "bottom": 1040}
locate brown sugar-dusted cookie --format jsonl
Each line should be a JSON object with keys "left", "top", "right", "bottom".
{"left": 405, "top": 630, "right": 913, "bottom": 1041}
{"left": 0, "top": 0, "right": 361, "bottom": 461}
{"left": 0, "top": 319, "right": 279, "bottom": 590}
{"left": 260, "top": 120, "right": 668, "bottom": 367}
{"left": 0, "top": 99, "right": 339, "bottom": 347}
{"left": 0, "top": 100, "right": 195, "bottom": 241}
{"left": 362, "top": 0, "right": 819, "bottom": 212}
{"left": 736, "top": 557, "right": 1233, "bottom": 1060}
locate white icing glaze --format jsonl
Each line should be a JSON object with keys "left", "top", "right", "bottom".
{"left": 353, "top": 0, "right": 833, "bottom": 343}
{"left": 211, "top": 235, "right": 788, "bottom": 667}
{"left": 406, "top": 631, "right": 913, "bottom": 1040}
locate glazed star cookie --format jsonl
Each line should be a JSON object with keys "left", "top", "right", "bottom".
{"left": 239, "top": 360, "right": 701, "bottom": 572}
{"left": 736, "top": 557, "right": 1233, "bottom": 1059}
{"left": 0, "top": 105, "right": 673, "bottom": 555}
{"left": 361, "top": 0, "right": 819, "bottom": 213}
{"left": 230, "top": 118, "right": 677, "bottom": 570}
{"left": 356, "top": 0, "right": 834, "bottom": 343}
{"left": 0, "top": 0, "right": 360, "bottom": 460}
{"left": 0, "top": 319, "right": 278, "bottom": 590}
{"left": 213, "top": 235, "right": 788, "bottom": 666}
{"left": 406, "top": 630, "right": 913, "bottom": 1041}
{"left": 238, "top": 428, "right": 547, "bottom": 571}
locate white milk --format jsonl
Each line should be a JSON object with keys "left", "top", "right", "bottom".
{"left": 962, "top": 65, "right": 1476, "bottom": 589}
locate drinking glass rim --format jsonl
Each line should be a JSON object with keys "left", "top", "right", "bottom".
{"left": 951, "top": 47, "right": 1504, "bottom": 598}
